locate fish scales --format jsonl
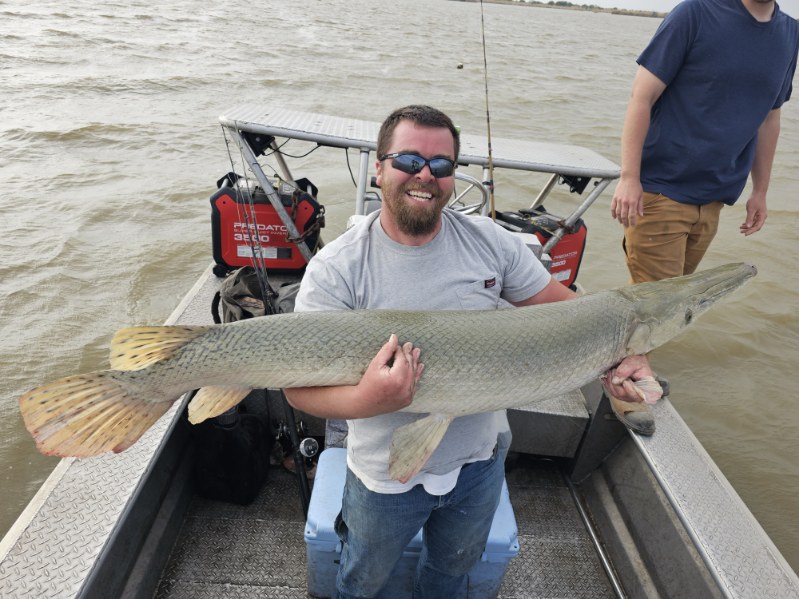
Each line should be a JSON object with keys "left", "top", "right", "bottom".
{"left": 130, "top": 293, "right": 630, "bottom": 417}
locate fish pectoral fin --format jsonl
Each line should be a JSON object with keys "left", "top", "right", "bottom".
{"left": 19, "top": 371, "right": 175, "bottom": 458}
{"left": 624, "top": 376, "right": 663, "bottom": 405}
{"left": 388, "top": 414, "right": 453, "bottom": 483}
{"left": 188, "top": 387, "right": 252, "bottom": 424}
{"left": 110, "top": 326, "right": 211, "bottom": 371}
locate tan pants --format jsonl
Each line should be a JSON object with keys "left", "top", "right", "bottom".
{"left": 623, "top": 192, "right": 724, "bottom": 283}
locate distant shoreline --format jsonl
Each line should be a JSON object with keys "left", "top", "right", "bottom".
{"left": 452, "top": 0, "right": 667, "bottom": 19}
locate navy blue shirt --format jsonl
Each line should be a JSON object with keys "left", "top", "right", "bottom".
{"left": 638, "top": 0, "right": 799, "bottom": 205}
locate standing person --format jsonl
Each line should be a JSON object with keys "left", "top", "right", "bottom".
{"left": 608, "top": 0, "right": 798, "bottom": 430}
{"left": 611, "top": 0, "right": 799, "bottom": 284}
{"left": 284, "top": 105, "right": 654, "bottom": 599}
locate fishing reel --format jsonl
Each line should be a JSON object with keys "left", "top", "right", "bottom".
{"left": 277, "top": 419, "right": 319, "bottom": 465}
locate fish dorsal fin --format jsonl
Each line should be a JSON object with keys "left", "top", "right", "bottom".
{"left": 188, "top": 387, "right": 252, "bottom": 424}
{"left": 110, "top": 326, "right": 211, "bottom": 371}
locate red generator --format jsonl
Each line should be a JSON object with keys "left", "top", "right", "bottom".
{"left": 495, "top": 208, "right": 587, "bottom": 289}
{"left": 211, "top": 174, "right": 324, "bottom": 276}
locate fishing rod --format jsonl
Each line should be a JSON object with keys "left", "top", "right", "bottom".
{"left": 479, "top": 0, "right": 496, "bottom": 220}
{"left": 222, "top": 125, "right": 278, "bottom": 315}
{"left": 223, "top": 125, "right": 316, "bottom": 514}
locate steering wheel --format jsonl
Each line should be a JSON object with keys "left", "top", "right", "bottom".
{"left": 448, "top": 171, "right": 490, "bottom": 215}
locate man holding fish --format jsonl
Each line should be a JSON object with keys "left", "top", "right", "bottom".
{"left": 284, "top": 105, "right": 655, "bottom": 599}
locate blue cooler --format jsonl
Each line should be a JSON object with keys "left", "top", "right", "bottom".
{"left": 304, "top": 448, "right": 519, "bottom": 598}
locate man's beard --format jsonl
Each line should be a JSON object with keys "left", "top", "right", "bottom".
{"left": 382, "top": 181, "right": 451, "bottom": 237}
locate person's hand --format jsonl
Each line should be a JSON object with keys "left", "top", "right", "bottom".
{"left": 740, "top": 193, "right": 768, "bottom": 236}
{"left": 601, "top": 354, "right": 662, "bottom": 404}
{"left": 354, "top": 334, "right": 424, "bottom": 415}
{"left": 610, "top": 178, "right": 645, "bottom": 227}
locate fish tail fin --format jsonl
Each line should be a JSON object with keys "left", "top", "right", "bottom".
{"left": 110, "top": 325, "right": 211, "bottom": 371}
{"left": 19, "top": 371, "right": 176, "bottom": 458}
{"left": 188, "top": 387, "right": 252, "bottom": 424}
{"left": 389, "top": 414, "right": 453, "bottom": 483}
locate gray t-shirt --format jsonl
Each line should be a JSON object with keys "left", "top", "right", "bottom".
{"left": 294, "top": 209, "right": 551, "bottom": 493}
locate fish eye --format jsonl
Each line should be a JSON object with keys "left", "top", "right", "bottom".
{"left": 685, "top": 308, "right": 693, "bottom": 324}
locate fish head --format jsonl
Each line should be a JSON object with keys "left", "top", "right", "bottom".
{"left": 619, "top": 262, "right": 757, "bottom": 355}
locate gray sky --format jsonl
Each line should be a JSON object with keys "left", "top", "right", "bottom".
{"left": 587, "top": 0, "right": 678, "bottom": 9}
{"left": 585, "top": 0, "right": 799, "bottom": 14}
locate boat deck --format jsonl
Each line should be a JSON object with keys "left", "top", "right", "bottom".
{"left": 155, "top": 454, "right": 614, "bottom": 598}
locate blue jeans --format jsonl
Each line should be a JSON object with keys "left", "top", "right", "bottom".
{"left": 333, "top": 436, "right": 507, "bottom": 599}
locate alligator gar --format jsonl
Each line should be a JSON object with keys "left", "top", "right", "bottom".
{"left": 19, "top": 262, "right": 756, "bottom": 481}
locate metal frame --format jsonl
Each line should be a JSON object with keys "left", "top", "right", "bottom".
{"left": 218, "top": 106, "right": 622, "bottom": 262}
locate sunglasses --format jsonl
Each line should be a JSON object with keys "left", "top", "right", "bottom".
{"left": 379, "top": 152, "right": 457, "bottom": 178}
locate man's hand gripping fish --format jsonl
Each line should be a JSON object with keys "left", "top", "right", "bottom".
{"left": 19, "top": 262, "right": 756, "bottom": 482}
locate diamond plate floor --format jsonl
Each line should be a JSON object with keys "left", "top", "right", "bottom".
{"left": 500, "top": 455, "right": 614, "bottom": 598}
{"left": 156, "top": 455, "right": 614, "bottom": 598}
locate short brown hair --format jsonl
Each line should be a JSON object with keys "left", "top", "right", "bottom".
{"left": 376, "top": 105, "right": 460, "bottom": 160}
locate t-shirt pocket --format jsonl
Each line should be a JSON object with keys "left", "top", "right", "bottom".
{"left": 455, "top": 278, "right": 502, "bottom": 309}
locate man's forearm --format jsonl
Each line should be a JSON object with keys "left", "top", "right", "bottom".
{"left": 619, "top": 66, "right": 665, "bottom": 182}
{"left": 619, "top": 95, "right": 651, "bottom": 183}
{"left": 284, "top": 385, "right": 367, "bottom": 420}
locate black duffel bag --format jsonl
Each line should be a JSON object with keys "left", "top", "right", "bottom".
{"left": 191, "top": 397, "right": 273, "bottom": 505}
{"left": 190, "top": 267, "right": 281, "bottom": 505}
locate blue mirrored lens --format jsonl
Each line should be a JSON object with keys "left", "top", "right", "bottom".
{"left": 388, "top": 153, "right": 455, "bottom": 178}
